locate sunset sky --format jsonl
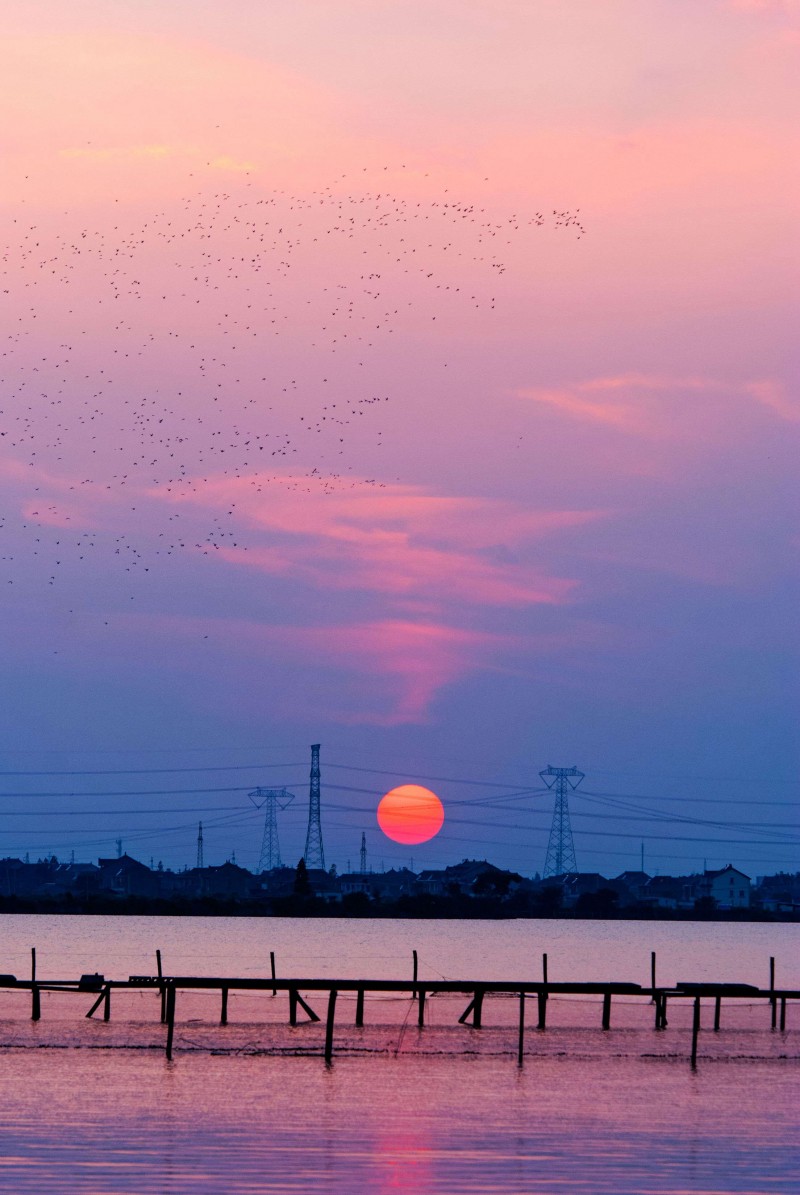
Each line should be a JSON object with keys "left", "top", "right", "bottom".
{"left": 1, "top": 0, "right": 797, "bottom": 878}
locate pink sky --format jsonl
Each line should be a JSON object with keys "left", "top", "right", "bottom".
{"left": 0, "top": 0, "right": 797, "bottom": 877}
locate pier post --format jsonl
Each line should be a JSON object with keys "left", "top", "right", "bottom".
{"left": 270, "top": 951, "right": 277, "bottom": 998}
{"left": 220, "top": 987, "right": 228, "bottom": 1025}
{"left": 690, "top": 995, "right": 700, "bottom": 1068}
{"left": 602, "top": 991, "right": 611, "bottom": 1030}
{"left": 518, "top": 992, "right": 525, "bottom": 1066}
{"left": 31, "top": 948, "right": 40, "bottom": 1022}
{"left": 654, "top": 992, "right": 668, "bottom": 1030}
{"left": 85, "top": 989, "right": 106, "bottom": 1019}
{"left": 355, "top": 986, "right": 364, "bottom": 1027}
{"left": 156, "top": 949, "right": 166, "bottom": 1023}
{"left": 770, "top": 957, "right": 776, "bottom": 1029}
{"left": 103, "top": 985, "right": 111, "bottom": 1022}
{"left": 324, "top": 989, "right": 337, "bottom": 1065}
{"left": 780, "top": 998, "right": 786, "bottom": 1031}
{"left": 473, "top": 988, "right": 484, "bottom": 1029}
{"left": 651, "top": 952, "right": 657, "bottom": 1001}
{"left": 165, "top": 983, "right": 176, "bottom": 1061}
{"left": 714, "top": 996, "right": 721, "bottom": 1031}
{"left": 537, "top": 991, "right": 547, "bottom": 1030}
{"left": 289, "top": 988, "right": 298, "bottom": 1027}
{"left": 542, "top": 953, "right": 548, "bottom": 1001}
{"left": 412, "top": 950, "right": 418, "bottom": 1001}
{"left": 418, "top": 989, "right": 425, "bottom": 1027}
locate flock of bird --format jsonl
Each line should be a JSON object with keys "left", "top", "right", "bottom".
{"left": 1, "top": 168, "right": 585, "bottom": 593}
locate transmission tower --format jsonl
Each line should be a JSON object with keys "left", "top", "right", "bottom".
{"left": 304, "top": 743, "right": 325, "bottom": 870}
{"left": 540, "top": 765, "right": 583, "bottom": 878}
{"left": 196, "top": 821, "right": 204, "bottom": 869}
{"left": 360, "top": 832, "right": 367, "bottom": 874}
{"left": 249, "top": 787, "right": 295, "bottom": 872}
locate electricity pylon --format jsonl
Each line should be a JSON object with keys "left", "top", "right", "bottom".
{"left": 540, "top": 765, "right": 583, "bottom": 878}
{"left": 360, "top": 832, "right": 367, "bottom": 874}
{"left": 304, "top": 743, "right": 325, "bottom": 870}
{"left": 249, "top": 787, "right": 295, "bottom": 872}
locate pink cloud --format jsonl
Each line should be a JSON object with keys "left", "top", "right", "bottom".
{"left": 154, "top": 477, "right": 600, "bottom": 609}
{"left": 517, "top": 374, "right": 798, "bottom": 435}
{"left": 114, "top": 610, "right": 506, "bottom": 725}
{"left": 745, "top": 380, "right": 800, "bottom": 422}
{"left": 285, "top": 618, "right": 500, "bottom": 724}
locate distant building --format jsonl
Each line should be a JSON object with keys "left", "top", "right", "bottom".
{"left": 696, "top": 864, "right": 750, "bottom": 909}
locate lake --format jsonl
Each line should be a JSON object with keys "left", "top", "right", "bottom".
{"left": 0, "top": 915, "right": 797, "bottom": 1193}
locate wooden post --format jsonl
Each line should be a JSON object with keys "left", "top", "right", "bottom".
{"left": 602, "top": 991, "right": 611, "bottom": 1030}
{"left": 714, "top": 995, "right": 721, "bottom": 1031}
{"left": 31, "top": 949, "right": 40, "bottom": 1022}
{"left": 537, "top": 991, "right": 547, "bottom": 1030}
{"left": 779, "top": 998, "right": 786, "bottom": 1031}
{"left": 324, "top": 989, "right": 337, "bottom": 1065}
{"left": 289, "top": 988, "right": 298, "bottom": 1027}
{"left": 542, "top": 953, "right": 548, "bottom": 1001}
{"left": 654, "top": 992, "right": 661, "bottom": 1029}
{"left": 517, "top": 992, "right": 525, "bottom": 1066}
{"left": 355, "top": 986, "right": 364, "bottom": 1027}
{"left": 220, "top": 987, "right": 228, "bottom": 1025}
{"left": 661, "top": 994, "right": 668, "bottom": 1029}
{"left": 770, "top": 957, "right": 776, "bottom": 1029}
{"left": 457, "top": 996, "right": 476, "bottom": 1025}
{"left": 418, "top": 988, "right": 425, "bottom": 1027}
{"left": 165, "top": 983, "right": 176, "bottom": 1061}
{"left": 412, "top": 950, "right": 418, "bottom": 1001}
{"left": 85, "top": 988, "right": 106, "bottom": 1019}
{"left": 270, "top": 951, "right": 277, "bottom": 997}
{"left": 650, "top": 951, "right": 656, "bottom": 1001}
{"left": 473, "top": 988, "right": 484, "bottom": 1029}
{"left": 156, "top": 949, "right": 166, "bottom": 1023}
{"left": 690, "top": 995, "right": 700, "bottom": 1068}
{"left": 103, "top": 984, "right": 111, "bottom": 1022}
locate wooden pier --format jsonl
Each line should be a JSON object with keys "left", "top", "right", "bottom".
{"left": 0, "top": 953, "right": 795, "bottom": 1068}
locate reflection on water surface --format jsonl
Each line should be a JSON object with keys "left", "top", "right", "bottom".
{"left": 0, "top": 915, "right": 795, "bottom": 1193}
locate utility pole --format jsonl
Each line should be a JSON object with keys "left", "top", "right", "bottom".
{"left": 196, "top": 821, "right": 204, "bottom": 870}
{"left": 249, "top": 787, "right": 295, "bottom": 872}
{"left": 304, "top": 744, "right": 325, "bottom": 870}
{"left": 540, "top": 765, "right": 583, "bottom": 878}
{"left": 360, "top": 832, "right": 367, "bottom": 874}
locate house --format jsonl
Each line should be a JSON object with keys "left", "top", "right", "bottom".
{"left": 640, "top": 875, "right": 686, "bottom": 910}
{"left": 560, "top": 873, "right": 607, "bottom": 906}
{"left": 610, "top": 871, "right": 651, "bottom": 906}
{"left": 697, "top": 864, "right": 750, "bottom": 909}
{"left": 97, "top": 854, "right": 158, "bottom": 898}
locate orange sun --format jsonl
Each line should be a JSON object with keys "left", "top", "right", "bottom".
{"left": 377, "top": 784, "right": 445, "bottom": 845}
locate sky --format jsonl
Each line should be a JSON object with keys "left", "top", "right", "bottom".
{"left": 0, "top": 0, "right": 797, "bottom": 880}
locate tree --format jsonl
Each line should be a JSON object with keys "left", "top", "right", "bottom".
{"left": 294, "top": 858, "right": 311, "bottom": 896}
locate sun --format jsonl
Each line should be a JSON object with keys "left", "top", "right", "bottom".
{"left": 377, "top": 784, "right": 445, "bottom": 845}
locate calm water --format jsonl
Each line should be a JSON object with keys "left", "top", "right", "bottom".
{"left": 0, "top": 915, "right": 797, "bottom": 1193}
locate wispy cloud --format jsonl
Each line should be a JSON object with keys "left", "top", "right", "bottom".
{"left": 517, "top": 373, "right": 799, "bottom": 434}
{"left": 156, "top": 477, "right": 601, "bottom": 610}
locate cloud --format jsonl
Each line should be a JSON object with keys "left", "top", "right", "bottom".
{"left": 154, "top": 476, "right": 600, "bottom": 610}
{"left": 744, "top": 380, "right": 800, "bottom": 422}
{"left": 278, "top": 617, "right": 501, "bottom": 724}
{"left": 112, "top": 609, "right": 506, "bottom": 725}
{"left": 517, "top": 373, "right": 799, "bottom": 435}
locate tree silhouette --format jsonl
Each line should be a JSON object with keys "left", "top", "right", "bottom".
{"left": 294, "top": 857, "right": 311, "bottom": 896}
